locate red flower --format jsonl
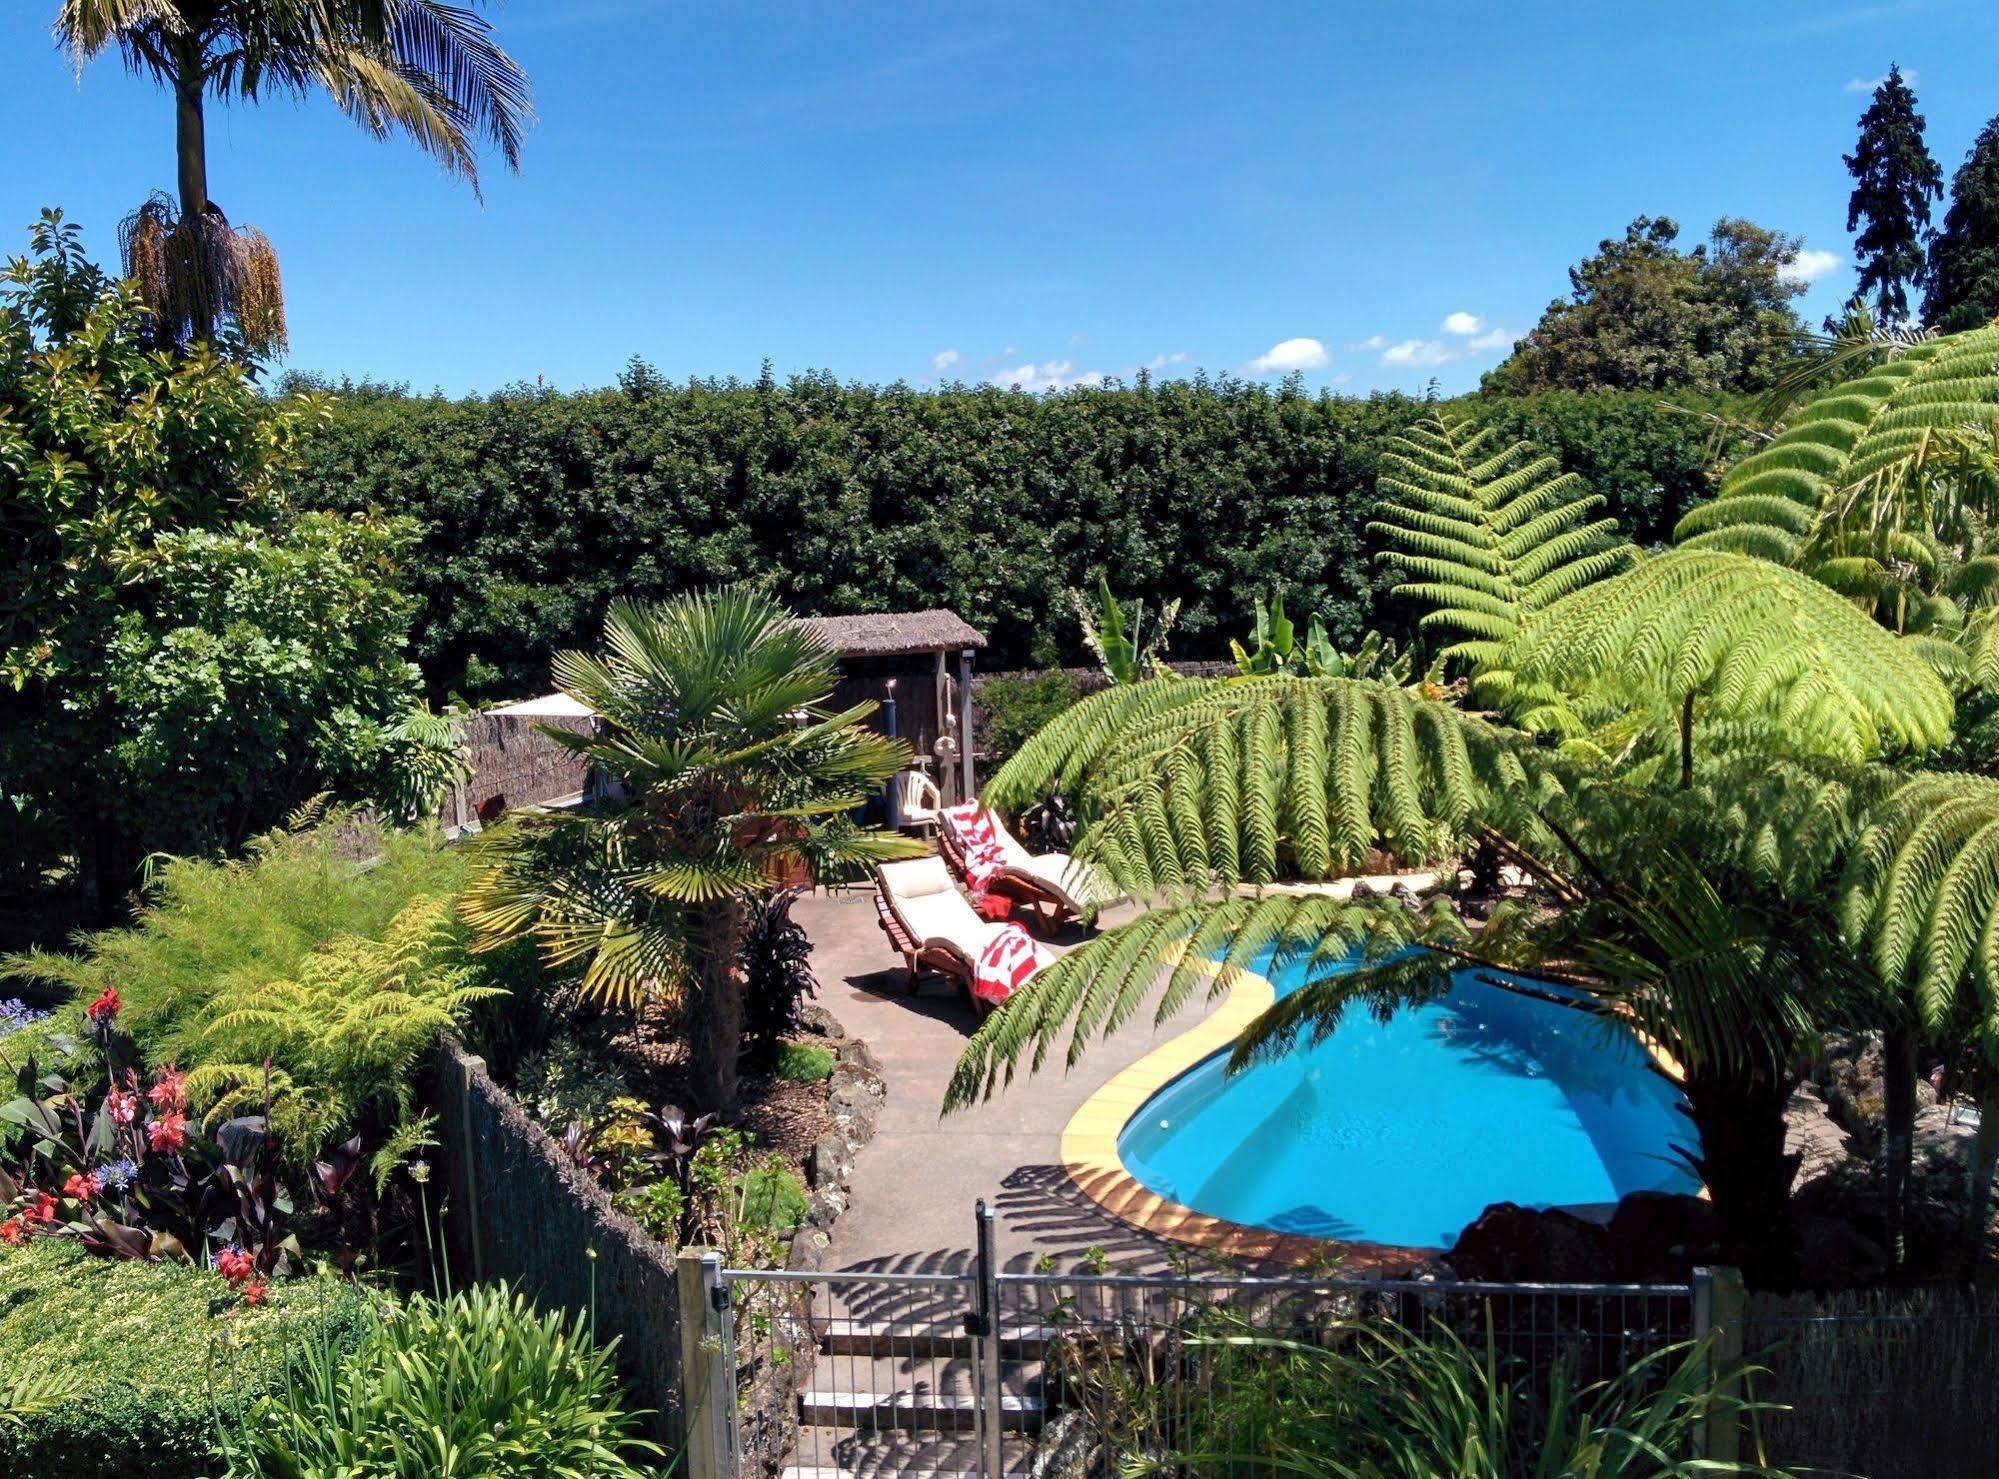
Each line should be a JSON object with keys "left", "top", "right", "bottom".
{"left": 63, "top": 1172, "right": 102, "bottom": 1200}
{"left": 84, "top": 986, "right": 121, "bottom": 1023}
{"left": 241, "top": 1279, "right": 269, "bottom": 1306}
{"left": 147, "top": 1064, "right": 187, "bottom": 1112}
{"left": 146, "top": 1111, "right": 188, "bottom": 1153}
{"left": 0, "top": 1218, "right": 22, "bottom": 1245}
{"left": 107, "top": 1088, "right": 139, "bottom": 1127}
{"left": 215, "top": 1245, "right": 255, "bottom": 1284}
{"left": 29, "top": 1192, "right": 56, "bottom": 1224}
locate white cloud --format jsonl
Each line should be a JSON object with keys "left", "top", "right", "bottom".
{"left": 1244, "top": 336, "right": 1330, "bottom": 374}
{"left": 1142, "top": 351, "right": 1189, "bottom": 372}
{"left": 1787, "top": 248, "right": 1845, "bottom": 284}
{"left": 1442, "top": 311, "right": 1484, "bottom": 336}
{"left": 1846, "top": 67, "right": 1916, "bottom": 93}
{"left": 987, "top": 359, "right": 1107, "bottom": 392}
{"left": 1468, "top": 327, "right": 1516, "bottom": 352}
{"left": 1352, "top": 334, "right": 1390, "bottom": 351}
{"left": 931, "top": 347, "right": 961, "bottom": 375}
{"left": 1380, "top": 338, "right": 1455, "bottom": 368}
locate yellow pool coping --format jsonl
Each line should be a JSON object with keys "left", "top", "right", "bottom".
{"left": 1058, "top": 893, "right": 1700, "bottom": 1270}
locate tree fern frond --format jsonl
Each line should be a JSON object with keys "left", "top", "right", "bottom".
{"left": 1499, "top": 549, "right": 1954, "bottom": 764}
{"left": 1370, "top": 414, "right": 1635, "bottom": 674}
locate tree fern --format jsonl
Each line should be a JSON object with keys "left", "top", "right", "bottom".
{"left": 984, "top": 673, "right": 1549, "bottom": 900}
{"left": 1840, "top": 771, "right": 1999, "bottom": 1031}
{"left": 1676, "top": 321, "right": 1999, "bottom": 577}
{"left": 188, "top": 893, "right": 504, "bottom": 1157}
{"left": 1494, "top": 549, "right": 1955, "bottom": 771}
{"left": 1370, "top": 415, "right": 1635, "bottom": 673}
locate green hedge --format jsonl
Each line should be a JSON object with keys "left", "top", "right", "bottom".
{"left": 295, "top": 376, "right": 1742, "bottom": 701}
{"left": 0, "top": 1240, "right": 377, "bottom": 1479}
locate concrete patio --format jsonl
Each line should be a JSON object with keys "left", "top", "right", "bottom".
{"left": 793, "top": 888, "right": 1221, "bottom": 1278}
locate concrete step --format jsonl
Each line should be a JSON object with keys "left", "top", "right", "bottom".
{"left": 798, "top": 1386, "right": 1045, "bottom": 1434}
{"left": 821, "top": 1318, "right": 1056, "bottom": 1359}
{"left": 780, "top": 1425, "right": 1037, "bottom": 1477}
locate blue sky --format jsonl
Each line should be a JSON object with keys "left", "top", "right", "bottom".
{"left": 7, "top": 0, "right": 1999, "bottom": 396}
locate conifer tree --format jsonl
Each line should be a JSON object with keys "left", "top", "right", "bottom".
{"left": 1925, "top": 116, "right": 1999, "bottom": 332}
{"left": 1844, "top": 64, "right": 1943, "bottom": 322}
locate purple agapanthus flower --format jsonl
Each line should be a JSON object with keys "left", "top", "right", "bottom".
{"left": 0, "top": 999, "right": 47, "bottom": 1039}
{"left": 98, "top": 1158, "right": 138, "bottom": 1193}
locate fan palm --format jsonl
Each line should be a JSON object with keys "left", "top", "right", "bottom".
{"left": 55, "top": 0, "right": 534, "bottom": 354}
{"left": 459, "top": 589, "right": 924, "bottom": 1111}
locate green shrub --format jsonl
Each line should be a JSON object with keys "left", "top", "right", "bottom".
{"left": 736, "top": 1155, "right": 810, "bottom": 1236}
{"left": 513, "top": 1031, "right": 632, "bottom": 1131}
{"left": 774, "top": 1042, "right": 834, "bottom": 1083}
{"left": 0, "top": 1239, "right": 376, "bottom": 1479}
{"left": 979, "top": 669, "right": 1087, "bottom": 774}
{"left": 294, "top": 377, "right": 1742, "bottom": 700}
{"left": 213, "top": 1283, "right": 662, "bottom": 1477}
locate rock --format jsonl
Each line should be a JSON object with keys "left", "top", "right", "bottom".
{"left": 835, "top": 1036, "right": 881, "bottom": 1074}
{"left": 1794, "top": 1211, "right": 1891, "bottom": 1290}
{"left": 807, "top": 1130, "right": 853, "bottom": 1189}
{"left": 1445, "top": 1202, "right": 1616, "bottom": 1283}
{"left": 827, "top": 1061, "right": 886, "bottom": 1121}
{"left": 787, "top": 1228, "right": 830, "bottom": 1271}
{"left": 798, "top": 1004, "right": 846, "bottom": 1040}
{"left": 1606, "top": 1191, "right": 1722, "bottom": 1282}
{"left": 806, "top": 1188, "right": 846, "bottom": 1229}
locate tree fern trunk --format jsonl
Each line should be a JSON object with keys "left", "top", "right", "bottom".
{"left": 1688, "top": 1065, "right": 1801, "bottom": 1287}
{"left": 1964, "top": 1081, "right": 1999, "bottom": 1264}
{"left": 687, "top": 898, "right": 746, "bottom": 1112}
{"left": 1882, "top": 1020, "right": 1918, "bottom": 1266}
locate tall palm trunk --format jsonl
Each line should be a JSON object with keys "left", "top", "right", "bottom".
{"left": 173, "top": 65, "right": 208, "bottom": 220}
{"left": 688, "top": 898, "right": 746, "bottom": 1112}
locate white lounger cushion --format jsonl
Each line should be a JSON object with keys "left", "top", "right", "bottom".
{"left": 878, "top": 856, "right": 1055, "bottom": 968}
{"left": 989, "top": 821, "right": 1119, "bottom": 909}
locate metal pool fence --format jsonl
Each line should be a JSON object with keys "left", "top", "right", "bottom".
{"left": 675, "top": 1203, "right": 1706, "bottom": 1478}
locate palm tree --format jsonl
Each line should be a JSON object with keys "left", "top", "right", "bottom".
{"left": 55, "top": 0, "right": 533, "bottom": 354}
{"left": 459, "top": 588, "right": 924, "bottom": 1111}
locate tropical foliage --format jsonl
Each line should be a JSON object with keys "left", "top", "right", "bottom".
{"left": 212, "top": 1283, "right": 661, "bottom": 1478}
{"left": 185, "top": 892, "right": 500, "bottom": 1155}
{"left": 1127, "top": 1319, "right": 1788, "bottom": 1478}
{"left": 1370, "top": 414, "right": 1634, "bottom": 673}
{"left": 952, "top": 317, "right": 1999, "bottom": 1283}
{"left": 460, "top": 587, "right": 923, "bottom": 1108}
{"left": 57, "top": 0, "right": 533, "bottom": 353}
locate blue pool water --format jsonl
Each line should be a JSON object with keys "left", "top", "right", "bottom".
{"left": 1117, "top": 958, "right": 1701, "bottom": 1249}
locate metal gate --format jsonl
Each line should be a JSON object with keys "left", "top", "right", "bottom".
{"left": 678, "top": 1203, "right": 1701, "bottom": 1478}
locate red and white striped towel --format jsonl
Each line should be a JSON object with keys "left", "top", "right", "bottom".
{"left": 942, "top": 802, "right": 1009, "bottom": 894}
{"left": 973, "top": 923, "right": 1038, "bottom": 1005}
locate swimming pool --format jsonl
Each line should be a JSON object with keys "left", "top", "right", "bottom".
{"left": 1115, "top": 955, "right": 1702, "bottom": 1250}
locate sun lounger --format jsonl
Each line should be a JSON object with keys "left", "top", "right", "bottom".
{"left": 937, "top": 803, "right": 1119, "bottom": 931}
{"left": 872, "top": 856, "right": 1053, "bottom": 1015}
